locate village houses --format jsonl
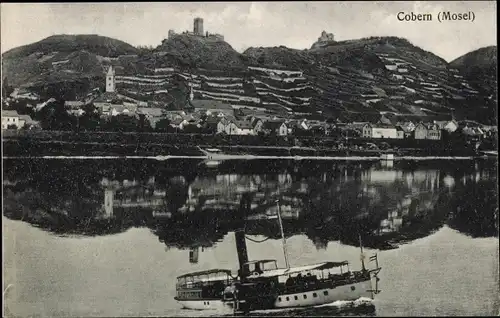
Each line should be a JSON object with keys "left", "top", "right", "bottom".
{"left": 189, "top": 99, "right": 234, "bottom": 117}
{"left": 2, "top": 110, "right": 39, "bottom": 130}
{"left": 2, "top": 110, "right": 20, "bottom": 129}
{"left": 9, "top": 61, "right": 493, "bottom": 147}
{"left": 414, "top": 123, "right": 442, "bottom": 140}
{"left": 362, "top": 123, "right": 399, "bottom": 139}
{"left": 261, "top": 120, "right": 288, "bottom": 136}
{"left": 433, "top": 120, "right": 458, "bottom": 133}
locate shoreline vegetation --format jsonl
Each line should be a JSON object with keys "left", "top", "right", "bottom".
{"left": 2, "top": 130, "right": 493, "bottom": 159}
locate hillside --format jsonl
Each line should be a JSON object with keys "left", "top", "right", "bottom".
{"left": 449, "top": 46, "right": 497, "bottom": 94}
{"left": 153, "top": 34, "right": 250, "bottom": 70}
{"left": 450, "top": 46, "right": 497, "bottom": 75}
{"left": 2, "top": 34, "right": 139, "bottom": 60}
{"left": 241, "top": 37, "right": 494, "bottom": 123}
{"left": 2, "top": 34, "right": 497, "bottom": 124}
{"left": 1, "top": 35, "right": 139, "bottom": 97}
{"left": 449, "top": 46, "right": 497, "bottom": 124}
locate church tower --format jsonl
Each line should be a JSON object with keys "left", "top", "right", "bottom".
{"left": 106, "top": 66, "right": 115, "bottom": 93}
{"left": 103, "top": 188, "right": 115, "bottom": 218}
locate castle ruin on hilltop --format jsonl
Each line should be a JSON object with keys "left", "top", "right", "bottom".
{"left": 311, "top": 31, "right": 335, "bottom": 49}
{"left": 167, "top": 17, "right": 224, "bottom": 42}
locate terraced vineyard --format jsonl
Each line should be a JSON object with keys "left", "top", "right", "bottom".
{"left": 2, "top": 34, "right": 496, "bottom": 124}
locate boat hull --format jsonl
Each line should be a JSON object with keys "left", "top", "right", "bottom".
{"left": 177, "top": 299, "right": 233, "bottom": 312}
{"left": 177, "top": 279, "right": 373, "bottom": 312}
{"left": 273, "top": 279, "right": 373, "bottom": 309}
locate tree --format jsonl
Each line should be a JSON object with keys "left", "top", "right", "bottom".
{"left": 103, "top": 114, "right": 140, "bottom": 132}
{"left": 293, "top": 127, "right": 313, "bottom": 137}
{"left": 79, "top": 111, "right": 102, "bottom": 131}
{"left": 183, "top": 124, "right": 201, "bottom": 134}
{"left": 2, "top": 77, "right": 14, "bottom": 99}
{"left": 137, "top": 114, "right": 153, "bottom": 132}
{"left": 155, "top": 118, "right": 172, "bottom": 133}
{"left": 37, "top": 99, "right": 74, "bottom": 131}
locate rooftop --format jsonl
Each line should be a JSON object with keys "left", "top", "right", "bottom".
{"left": 235, "top": 120, "right": 253, "bottom": 129}
{"left": 365, "top": 123, "right": 395, "bottom": 129}
{"left": 262, "top": 120, "right": 286, "bottom": 130}
{"left": 19, "top": 114, "right": 34, "bottom": 121}
{"left": 65, "top": 101, "right": 85, "bottom": 108}
{"left": 2, "top": 110, "right": 20, "bottom": 117}
{"left": 205, "top": 116, "right": 222, "bottom": 125}
{"left": 137, "top": 107, "right": 164, "bottom": 117}
{"left": 93, "top": 92, "right": 122, "bottom": 104}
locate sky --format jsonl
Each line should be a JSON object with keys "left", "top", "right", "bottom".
{"left": 1, "top": 1, "right": 497, "bottom": 62}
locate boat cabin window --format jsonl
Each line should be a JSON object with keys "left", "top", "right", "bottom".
{"left": 243, "top": 260, "right": 277, "bottom": 274}
{"left": 176, "top": 270, "right": 233, "bottom": 289}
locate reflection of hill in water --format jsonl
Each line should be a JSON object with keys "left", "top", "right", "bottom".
{"left": 3, "top": 159, "right": 498, "bottom": 248}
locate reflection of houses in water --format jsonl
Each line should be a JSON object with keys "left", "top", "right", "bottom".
{"left": 361, "top": 169, "right": 403, "bottom": 183}
{"left": 246, "top": 204, "right": 301, "bottom": 220}
{"left": 376, "top": 185, "right": 443, "bottom": 234}
{"left": 361, "top": 168, "right": 441, "bottom": 194}
{"left": 177, "top": 174, "right": 296, "bottom": 214}
{"left": 100, "top": 177, "right": 166, "bottom": 219}
{"left": 459, "top": 165, "right": 490, "bottom": 186}
{"left": 378, "top": 196, "right": 412, "bottom": 233}
{"left": 380, "top": 160, "right": 394, "bottom": 168}
{"left": 407, "top": 170, "right": 440, "bottom": 193}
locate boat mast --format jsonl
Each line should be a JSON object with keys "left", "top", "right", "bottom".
{"left": 275, "top": 199, "right": 290, "bottom": 270}
{"left": 358, "top": 233, "right": 366, "bottom": 271}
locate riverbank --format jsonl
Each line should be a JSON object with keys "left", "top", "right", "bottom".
{"left": 4, "top": 141, "right": 492, "bottom": 160}
{"left": 2, "top": 130, "right": 491, "bottom": 158}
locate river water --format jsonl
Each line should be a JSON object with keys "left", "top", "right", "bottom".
{"left": 3, "top": 158, "right": 499, "bottom": 317}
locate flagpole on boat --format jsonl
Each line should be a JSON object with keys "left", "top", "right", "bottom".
{"left": 276, "top": 199, "right": 290, "bottom": 270}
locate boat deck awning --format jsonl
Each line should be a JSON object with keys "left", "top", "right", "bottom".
{"left": 248, "top": 261, "right": 349, "bottom": 279}
{"left": 177, "top": 269, "right": 233, "bottom": 280}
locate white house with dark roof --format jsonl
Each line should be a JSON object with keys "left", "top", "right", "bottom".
{"left": 414, "top": 123, "right": 442, "bottom": 140}
{"left": 234, "top": 120, "right": 255, "bottom": 135}
{"left": 362, "top": 123, "right": 398, "bottom": 139}
{"left": 2, "top": 110, "right": 20, "bottom": 129}
{"left": 2, "top": 110, "right": 39, "bottom": 129}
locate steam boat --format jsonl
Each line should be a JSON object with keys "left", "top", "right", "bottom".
{"left": 174, "top": 200, "right": 382, "bottom": 314}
